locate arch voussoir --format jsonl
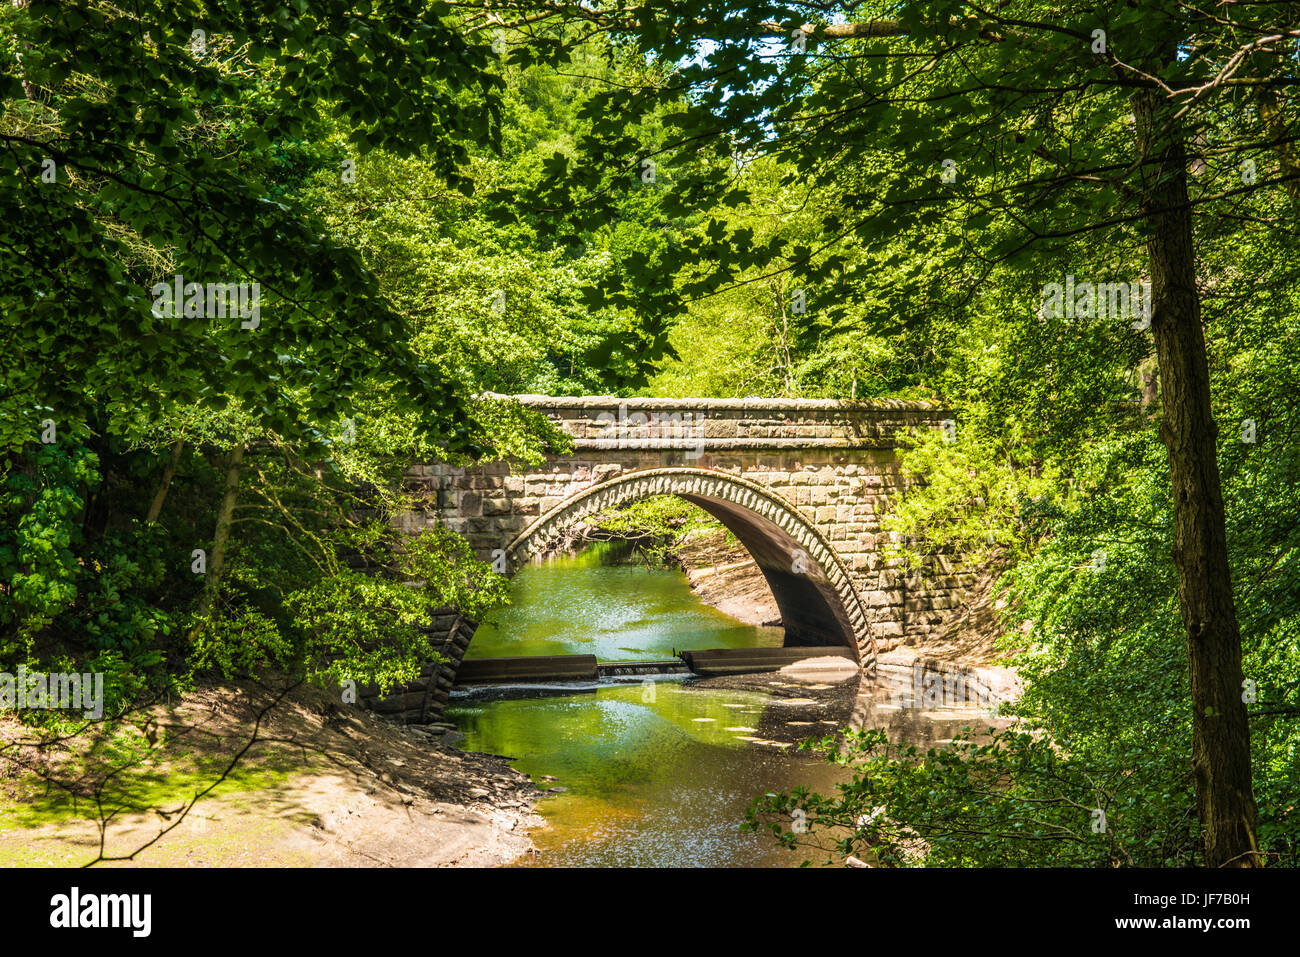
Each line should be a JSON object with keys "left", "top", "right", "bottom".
{"left": 504, "top": 467, "right": 875, "bottom": 665}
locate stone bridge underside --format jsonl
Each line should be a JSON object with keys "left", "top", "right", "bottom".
{"left": 363, "top": 395, "right": 975, "bottom": 722}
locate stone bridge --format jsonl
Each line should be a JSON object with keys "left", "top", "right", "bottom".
{"left": 365, "top": 395, "right": 975, "bottom": 722}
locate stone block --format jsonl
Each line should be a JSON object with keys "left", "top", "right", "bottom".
{"left": 704, "top": 418, "right": 739, "bottom": 438}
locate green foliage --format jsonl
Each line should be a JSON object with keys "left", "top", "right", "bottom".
{"left": 883, "top": 416, "right": 1061, "bottom": 569}
{"left": 0, "top": 1, "right": 558, "bottom": 725}
{"left": 1, "top": 0, "right": 503, "bottom": 459}
{"left": 188, "top": 608, "right": 294, "bottom": 682}
{"left": 188, "top": 447, "right": 510, "bottom": 692}
{"left": 1, "top": 446, "right": 180, "bottom": 703}
{"left": 0, "top": 444, "right": 96, "bottom": 656}
{"left": 752, "top": 401, "right": 1300, "bottom": 865}
{"left": 547, "top": 0, "right": 1300, "bottom": 866}
{"left": 285, "top": 570, "right": 443, "bottom": 694}
{"left": 5, "top": 0, "right": 1299, "bottom": 870}
{"left": 587, "top": 496, "right": 720, "bottom": 562}
{"left": 300, "top": 35, "right": 686, "bottom": 396}
{"left": 747, "top": 720, "right": 1201, "bottom": 867}
{"left": 279, "top": 527, "right": 507, "bottom": 693}
{"left": 397, "top": 524, "right": 511, "bottom": 619}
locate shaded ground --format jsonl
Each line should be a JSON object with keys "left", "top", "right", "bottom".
{"left": 675, "top": 526, "right": 782, "bottom": 627}
{"left": 0, "top": 679, "right": 540, "bottom": 867}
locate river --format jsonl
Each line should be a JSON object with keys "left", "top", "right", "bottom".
{"left": 447, "top": 541, "right": 1001, "bottom": 867}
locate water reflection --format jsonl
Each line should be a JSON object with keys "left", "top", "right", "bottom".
{"left": 451, "top": 678, "right": 856, "bottom": 867}
{"left": 465, "top": 541, "right": 783, "bottom": 662}
{"left": 449, "top": 545, "right": 1011, "bottom": 867}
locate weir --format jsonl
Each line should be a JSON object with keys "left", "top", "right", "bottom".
{"left": 446, "top": 648, "right": 856, "bottom": 684}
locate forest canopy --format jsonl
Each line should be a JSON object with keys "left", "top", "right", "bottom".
{"left": 1, "top": 1, "right": 1297, "bottom": 868}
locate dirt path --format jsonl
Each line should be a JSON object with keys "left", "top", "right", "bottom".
{"left": 0, "top": 680, "right": 541, "bottom": 868}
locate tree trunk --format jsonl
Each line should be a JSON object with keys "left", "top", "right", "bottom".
{"left": 193, "top": 444, "right": 245, "bottom": 625}
{"left": 145, "top": 439, "right": 184, "bottom": 524}
{"left": 1131, "top": 88, "right": 1261, "bottom": 868}
{"left": 1140, "top": 361, "right": 1160, "bottom": 412}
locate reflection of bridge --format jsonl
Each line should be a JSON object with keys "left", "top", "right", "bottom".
{"left": 364, "top": 396, "right": 976, "bottom": 722}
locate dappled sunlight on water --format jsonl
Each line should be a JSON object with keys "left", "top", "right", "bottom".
{"left": 452, "top": 680, "right": 853, "bottom": 866}
{"left": 449, "top": 544, "right": 1008, "bottom": 867}
{"left": 465, "top": 542, "right": 784, "bottom": 661}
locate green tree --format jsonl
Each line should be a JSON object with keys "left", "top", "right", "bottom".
{"left": 485, "top": 0, "right": 1300, "bottom": 867}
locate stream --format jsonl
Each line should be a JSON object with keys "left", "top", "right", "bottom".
{"left": 447, "top": 542, "right": 1001, "bottom": 867}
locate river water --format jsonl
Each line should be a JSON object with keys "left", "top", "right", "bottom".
{"left": 448, "top": 542, "right": 999, "bottom": 867}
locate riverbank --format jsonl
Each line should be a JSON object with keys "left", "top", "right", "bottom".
{"left": 0, "top": 529, "right": 1013, "bottom": 869}
{"left": 674, "top": 526, "right": 782, "bottom": 627}
{"left": 0, "top": 679, "right": 541, "bottom": 867}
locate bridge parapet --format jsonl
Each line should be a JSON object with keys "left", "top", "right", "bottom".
{"left": 491, "top": 393, "right": 946, "bottom": 450}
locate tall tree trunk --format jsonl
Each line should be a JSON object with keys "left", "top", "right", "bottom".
{"left": 145, "top": 439, "right": 184, "bottom": 524}
{"left": 192, "top": 444, "right": 245, "bottom": 629}
{"left": 13, "top": 0, "right": 38, "bottom": 102}
{"left": 1140, "top": 358, "right": 1160, "bottom": 412}
{"left": 1132, "top": 88, "right": 1261, "bottom": 868}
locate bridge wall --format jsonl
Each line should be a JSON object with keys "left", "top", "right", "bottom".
{"left": 364, "top": 396, "right": 975, "bottom": 722}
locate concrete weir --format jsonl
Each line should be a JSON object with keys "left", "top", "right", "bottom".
{"left": 451, "top": 656, "right": 694, "bottom": 683}
{"left": 439, "top": 648, "right": 858, "bottom": 686}
{"left": 679, "top": 646, "right": 855, "bottom": 677}
{"left": 362, "top": 395, "right": 977, "bottom": 724}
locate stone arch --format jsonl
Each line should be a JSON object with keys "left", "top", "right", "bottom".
{"left": 504, "top": 467, "right": 876, "bottom": 666}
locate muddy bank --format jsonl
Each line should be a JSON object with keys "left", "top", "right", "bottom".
{"left": 0, "top": 679, "right": 540, "bottom": 867}
{"left": 673, "top": 526, "right": 782, "bottom": 627}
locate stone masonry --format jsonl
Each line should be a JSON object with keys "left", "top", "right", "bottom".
{"left": 365, "top": 395, "right": 975, "bottom": 722}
